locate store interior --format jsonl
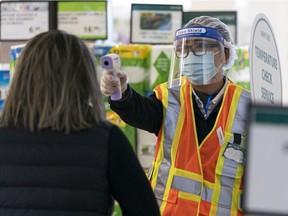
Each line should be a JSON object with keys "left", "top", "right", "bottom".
{"left": 0, "top": 1, "right": 287, "bottom": 215}
{"left": 1, "top": 0, "right": 288, "bottom": 101}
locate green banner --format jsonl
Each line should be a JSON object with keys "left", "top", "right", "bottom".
{"left": 58, "top": 2, "right": 106, "bottom": 12}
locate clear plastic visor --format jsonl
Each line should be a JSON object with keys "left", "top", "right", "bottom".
{"left": 168, "top": 37, "right": 225, "bottom": 87}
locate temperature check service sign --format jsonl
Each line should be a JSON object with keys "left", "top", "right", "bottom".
{"left": 249, "top": 13, "right": 282, "bottom": 105}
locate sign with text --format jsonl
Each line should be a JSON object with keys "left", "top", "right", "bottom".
{"left": 57, "top": 1, "right": 107, "bottom": 40}
{"left": 130, "top": 4, "right": 183, "bottom": 44}
{"left": 0, "top": 2, "right": 49, "bottom": 41}
{"left": 249, "top": 13, "right": 282, "bottom": 105}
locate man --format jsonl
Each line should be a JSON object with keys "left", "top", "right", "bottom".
{"left": 101, "top": 16, "right": 251, "bottom": 216}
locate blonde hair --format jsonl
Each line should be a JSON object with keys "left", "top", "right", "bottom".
{"left": 1, "top": 30, "right": 106, "bottom": 133}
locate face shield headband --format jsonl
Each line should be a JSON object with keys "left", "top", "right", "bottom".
{"left": 174, "top": 26, "right": 224, "bottom": 45}
{"left": 169, "top": 26, "right": 225, "bottom": 87}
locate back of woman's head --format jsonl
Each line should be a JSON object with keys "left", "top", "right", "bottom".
{"left": 1, "top": 30, "right": 106, "bottom": 133}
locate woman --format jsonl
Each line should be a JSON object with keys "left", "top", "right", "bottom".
{"left": 0, "top": 30, "right": 160, "bottom": 216}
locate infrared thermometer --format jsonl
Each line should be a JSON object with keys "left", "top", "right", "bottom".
{"left": 100, "top": 54, "right": 122, "bottom": 100}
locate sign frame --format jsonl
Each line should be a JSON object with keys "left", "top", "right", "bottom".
{"left": 130, "top": 4, "right": 183, "bottom": 45}
{"left": 0, "top": 1, "right": 50, "bottom": 41}
{"left": 56, "top": 1, "right": 108, "bottom": 41}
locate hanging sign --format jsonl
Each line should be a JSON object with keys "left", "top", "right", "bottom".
{"left": 0, "top": 2, "right": 49, "bottom": 40}
{"left": 57, "top": 1, "right": 107, "bottom": 40}
{"left": 249, "top": 13, "right": 282, "bottom": 105}
{"left": 130, "top": 4, "right": 183, "bottom": 44}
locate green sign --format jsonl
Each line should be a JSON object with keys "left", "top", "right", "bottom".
{"left": 57, "top": 1, "right": 107, "bottom": 40}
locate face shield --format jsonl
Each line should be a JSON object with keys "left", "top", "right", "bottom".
{"left": 169, "top": 26, "right": 226, "bottom": 87}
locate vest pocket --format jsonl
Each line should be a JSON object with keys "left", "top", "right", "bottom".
{"left": 154, "top": 172, "right": 203, "bottom": 204}
{"left": 154, "top": 184, "right": 177, "bottom": 204}
{"left": 214, "top": 132, "right": 244, "bottom": 210}
{"left": 154, "top": 184, "right": 200, "bottom": 215}
{"left": 215, "top": 166, "right": 242, "bottom": 211}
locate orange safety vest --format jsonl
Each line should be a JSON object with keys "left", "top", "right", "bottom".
{"left": 149, "top": 77, "right": 251, "bottom": 216}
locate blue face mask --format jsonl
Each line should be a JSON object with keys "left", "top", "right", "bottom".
{"left": 182, "top": 51, "right": 221, "bottom": 85}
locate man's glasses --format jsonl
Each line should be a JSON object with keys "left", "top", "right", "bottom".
{"left": 175, "top": 43, "right": 221, "bottom": 58}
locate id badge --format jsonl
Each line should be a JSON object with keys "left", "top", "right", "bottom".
{"left": 223, "top": 142, "right": 246, "bottom": 164}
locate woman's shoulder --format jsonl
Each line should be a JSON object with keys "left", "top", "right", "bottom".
{"left": 0, "top": 122, "right": 121, "bottom": 144}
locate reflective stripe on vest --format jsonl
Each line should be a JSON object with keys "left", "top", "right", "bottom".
{"left": 152, "top": 77, "right": 250, "bottom": 216}
{"left": 152, "top": 79, "right": 183, "bottom": 209}
{"left": 172, "top": 175, "right": 202, "bottom": 195}
{"left": 202, "top": 185, "right": 213, "bottom": 202}
{"left": 213, "top": 89, "right": 250, "bottom": 216}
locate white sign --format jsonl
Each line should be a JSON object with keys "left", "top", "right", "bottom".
{"left": 0, "top": 2, "right": 49, "bottom": 40}
{"left": 130, "top": 4, "right": 182, "bottom": 44}
{"left": 244, "top": 105, "right": 288, "bottom": 215}
{"left": 249, "top": 13, "right": 282, "bottom": 105}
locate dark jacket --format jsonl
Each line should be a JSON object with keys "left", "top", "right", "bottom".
{"left": 0, "top": 123, "right": 160, "bottom": 216}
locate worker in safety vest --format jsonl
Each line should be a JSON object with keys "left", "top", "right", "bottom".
{"left": 101, "top": 16, "right": 251, "bottom": 216}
